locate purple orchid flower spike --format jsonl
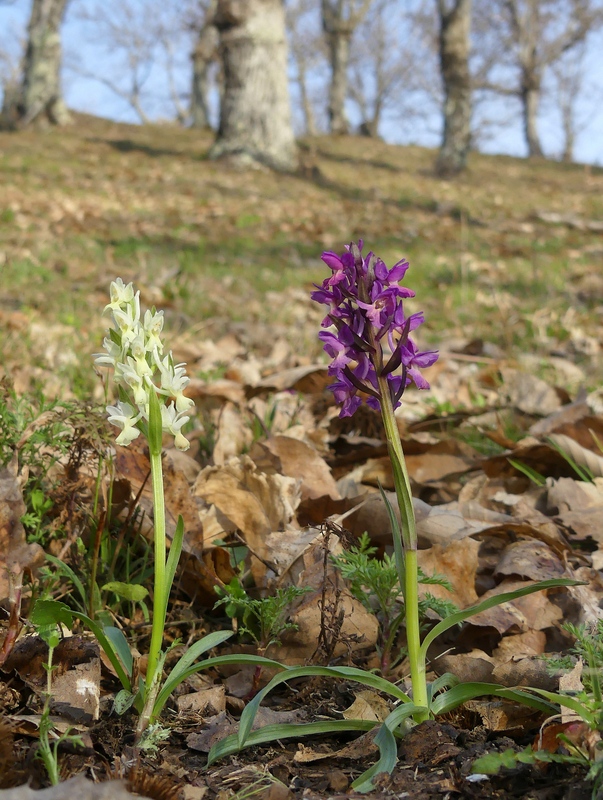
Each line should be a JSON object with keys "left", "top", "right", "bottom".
{"left": 312, "top": 240, "right": 438, "bottom": 417}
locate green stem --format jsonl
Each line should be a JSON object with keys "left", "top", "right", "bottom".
{"left": 139, "top": 449, "right": 166, "bottom": 732}
{"left": 377, "top": 377, "right": 429, "bottom": 721}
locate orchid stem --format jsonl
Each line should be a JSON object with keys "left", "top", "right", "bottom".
{"left": 378, "top": 376, "right": 429, "bottom": 722}
{"left": 137, "top": 448, "right": 166, "bottom": 737}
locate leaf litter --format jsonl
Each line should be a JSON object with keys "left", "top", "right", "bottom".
{"left": 3, "top": 326, "right": 603, "bottom": 799}
{"left": 1, "top": 121, "right": 603, "bottom": 798}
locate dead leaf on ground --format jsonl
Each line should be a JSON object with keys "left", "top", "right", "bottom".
{"left": 114, "top": 442, "right": 204, "bottom": 553}
{"left": 192, "top": 456, "right": 300, "bottom": 584}
{"left": 177, "top": 685, "right": 226, "bottom": 716}
{"left": 492, "top": 630, "right": 547, "bottom": 660}
{"left": 491, "top": 656, "right": 558, "bottom": 690}
{"left": 262, "top": 435, "right": 340, "bottom": 501}
{"left": 212, "top": 402, "right": 252, "bottom": 465}
{"left": 417, "top": 538, "right": 480, "bottom": 608}
{"left": 468, "top": 578, "right": 563, "bottom": 635}
{"left": 186, "top": 378, "right": 246, "bottom": 408}
{"left": 500, "top": 367, "right": 562, "bottom": 416}
{"left": 494, "top": 539, "right": 565, "bottom": 581}
{"left": 342, "top": 690, "right": 390, "bottom": 722}
{"left": 435, "top": 650, "right": 494, "bottom": 683}
{"left": 294, "top": 729, "right": 379, "bottom": 764}
{"left": 464, "top": 698, "right": 543, "bottom": 733}
{"left": 0, "top": 774, "right": 152, "bottom": 800}
{"left": 0, "top": 457, "right": 44, "bottom": 603}
{"left": 250, "top": 365, "right": 329, "bottom": 395}
{"left": 559, "top": 660, "right": 584, "bottom": 723}
{"left": 270, "top": 535, "right": 379, "bottom": 664}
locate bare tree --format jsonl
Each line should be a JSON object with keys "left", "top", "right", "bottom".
{"left": 435, "top": 0, "right": 472, "bottom": 175}
{"left": 210, "top": 0, "right": 298, "bottom": 171}
{"left": 13, "top": 0, "right": 71, "bottom": 126}
{"left": 321, "top": 0, "right": 373, "bottom": 134}
{"left": 286, "top": 0, "right": 322, "bottom": 136}
{"left": 548, "top": 41, "right": 599, "bottom": 162}
{"left": 474, "top": 0, "right": 603, "bottom": 158}
{"left": 0, "top": 37, "right": 22, "bottom": 124}
{"left": 188, "top": 0, "right": 219, "bottom": 129}
{"left": 72, "top": 0, "right": 195, "bottom": 125}
{"left": 347, "top": 0, "right": 417, "bottom": 138}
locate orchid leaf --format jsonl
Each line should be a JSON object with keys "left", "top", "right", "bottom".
{"left": 163, "top": 514, "right": 184, "bottom": 621}
{"left": 238, "top": 666, "right": 412, "bottom": 749}
{"left": 208, "top": 720, "right": 375, "bottom": 766}
{"left": 152, "top": 630, "right": 235, "bottom": 720}
{"left": 430, "top": 683, "right": 558, "bottom": 716}
{"left": 352, "top": 703, "right": 425, "bottom": 793}
{"left": 420, "top": 578, "right": 583, "bottom": 661}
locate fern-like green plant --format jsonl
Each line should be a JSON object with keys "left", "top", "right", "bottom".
{"left": 332, "top": 532, "right": 457, "bottom": 674}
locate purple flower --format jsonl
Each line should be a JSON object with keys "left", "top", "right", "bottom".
{"left": 400, "top": 340, "right": 440, "bottom": 390}
{"left": 313, "top": 240, "right": 438, "bottom": 417}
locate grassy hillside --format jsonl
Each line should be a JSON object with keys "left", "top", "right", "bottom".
{"left": 1, "top": 113, "right": 602, "bottom": 401}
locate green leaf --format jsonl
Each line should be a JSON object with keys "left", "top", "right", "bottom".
{"left": 524, "top": 688, "right": 597, "bottom": 727}
{"left": 430, "top": 683, "right": 558, "bottom": 716}
{"left": 428, "top": 672, "right": 458, "bottom": 702}
{"left": 238, "top": 666, "right": 411, "bottom": 749}
{"left": 147, "top": 389, "right": 163, "bottom": 457}
{"left": 472, "top": 748, "right": 520, "bottom": 775}
{"left": 45, "top": 554, "right": 88, "bottom": 612}
{"left": 152, "top": 630, "right": 234, "bottom": 721}
{"left": 352, "top": 703, "right": 424, "bottom": 793}
{"left": 507, "top": 459, "right": 547, "bottom": 486}
{"left": 30, "top": 599, "right": 73, "bottom": 631}
{"left": 102, "top": 626, "right": 133, "bottom": 676}
{"left": 113, "top": 688, "right": 138, "bottom": 715}
{"left": 547, "top": 437, "right": 595, "bottom": 483}
{"left": 419, "top": 578, "right": 584, "bottom": 661}
{"left": 101, "top": 581, "right": 148, "bottom": 603}
{"left": 208, "top": 720, "right": 375, "bottom": 766}
{"left": 70, "top": 611, "right": 132, "bottom": 692}
{"left": 163, "top": 514, "right": 184, "bottom": 621}
{"left": 352, "top": 724, "right": 398, "bottom": 793}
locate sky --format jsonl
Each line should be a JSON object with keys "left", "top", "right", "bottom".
{"left": 1, "top": 0, "right": 603, "bottom": 166}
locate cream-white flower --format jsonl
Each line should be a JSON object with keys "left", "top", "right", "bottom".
{"left": 93, "top": 337, "right": 122, "bottom": 369}
{"left": 129, "top": 333, "right": 154, "bottom": 378}
{"left": 115, "top": 360, "right": 149, "bottom": 407}
{"left": 107, "top": 401, "right": 143, "bottom": 446}
{"left": 143, "top": 309, "right": 165, "bottom": 354}
{"left": 104, "top": 278, "right": 135, "bottom": 313}
{"left": 160, "top": 403, "right": 190, "bottom": 451}
{"left": 155, "top": 353, "right": 194, "bottom": 413}
{"left": 112, "top": 292, "right": 141, "bottom": 347}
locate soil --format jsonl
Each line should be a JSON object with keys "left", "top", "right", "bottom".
{"left": 0, "top": 673, "right": 594, "bottom": 800}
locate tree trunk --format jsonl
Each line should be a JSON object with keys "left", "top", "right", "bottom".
{"left": 521, "top": 71, "right": 543, "bottom": 158}
{"left": 297, "top": 53, "right": 317, "bottom": 136}
{"left": 190, "top": 1, "right": 219, "bottom": 129}
{"left": 435, "top": 0, "right": 472, "bottom": 176}
{"left": 210, "top": 0, "right": 298, "bottom": 171}
{"left": 325, "top": 29, "right": 351, "bottom": 135}
{"left": 18, "top": 0, "right": 71, "bottom": 127}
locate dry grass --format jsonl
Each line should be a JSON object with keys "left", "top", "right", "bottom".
{"left": 1, "top": 113, "right": 602, "bottom": 400}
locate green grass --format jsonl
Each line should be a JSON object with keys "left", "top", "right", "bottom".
{"left": 0, "top": 112, "right": 601, "bottom": 398}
